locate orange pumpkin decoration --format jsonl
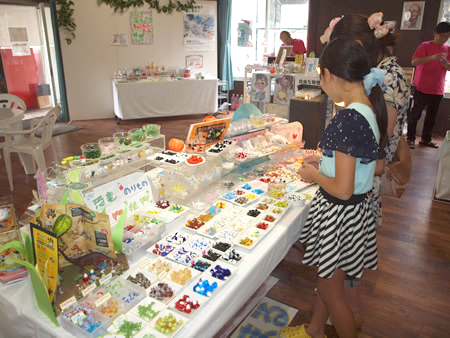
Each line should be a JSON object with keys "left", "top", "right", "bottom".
{"left": 203, "top": 115, "right": 216, "bottom": 122}
{"left": 168, "top": 138, "right": 185, "bottom": 152}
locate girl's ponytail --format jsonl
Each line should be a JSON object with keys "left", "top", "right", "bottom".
{"left": 368, "top": 84, "right": 387, "bottom": 150}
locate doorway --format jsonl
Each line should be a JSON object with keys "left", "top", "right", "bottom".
{"left": 0, "top": 3, "right": 64, "bottom": 117}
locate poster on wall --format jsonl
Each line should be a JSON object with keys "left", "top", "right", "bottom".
{"left": 130, "top": 11, "right": 153, "bottom": 44}
{"left": 11, "top": 42, "right": 31, "bottom": 56}
{"left": 274, "top": 74, "right": 295, "bottom": 105}
{"left": 112, "top": 33, "right": 128, "bottom": 46}
{"left": 251, "top": 73, "right": 271, "bottom": 103}
{"left": 401, "top": 1, "right": 425, "bottom": 30}
{"left": 238, "top": 20, "right": 253, "bottom": 47}
{"left": 186, "top": 55, "right": 203, "bottom": 68}
{"left": 183, "top": 3, "right": 216, "bottom": 51}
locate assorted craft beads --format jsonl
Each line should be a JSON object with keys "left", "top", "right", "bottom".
{"left": 186, "top": 218, "right": 205, "bottom": 230}
{"left": 172, "top": 247, "right": 199, "bottom": 265}
{"left": 127, "top": 272, "right": 151, "bottom": 289}
{"left": 152, "top": 243, "right": 176, "bottom": 256}
{"left": 188, "top": 237, "right": 212, "bottom": 251}
{"left": 174, "top": 294, "right": 200, "bottom": 314}
{"left": 242, "top": 183, "right": 252, "bottom": 190}
{"left": 149, "top": 283, "right": 174, "bottom": 301}
{"left": 138, "top": 302, "right": 160, "bottom": 321}
{"left": 247, "top": 209, "right": 261, "bottom": 217}
{"left": 212, "top": 241, "right": 231, "bottom": 252}
{"left": 239, "top": 237, "right": 254, "bottom": 247}
{"left": 223, "top": 192, "right": 237, "bottom": 199}
{"left": 256, "top": 222, "right": 269, "bottom": 230}
{"left": 235, "top": 190, "right": 245, "bottom": 195}
{"left": 117, "top": 320, "right": 142, "bottom": 337}
{"left": 272, "top": 207, "right": 284, "bottom": 214}
{"left": 191, "top": 259, "right": 211, "bottom": 272}
{"left": 149, "top": 258, "right": 172, "bottom": 275}
{"left": 252, "top": 188, "right": 265, "bottom": 194}
{"left": 154, "top": 313, "right": 183, "bottom": 334}
{"left": 274, "top": 201, "right": 289, "bottom": 208}
{"left": 220, "top": 229, "right": 238, "bottom": 240}
{"left": 198, "top": 214, "right": 214, "bottom": 222}
{"left": 170, "top": 267, "right": 193, "bottom": 285}
{"left": 256, "top": 203, "right": 269, "bottom": 210}
{"left": 193, "top": 278, "right": 218, "bottom": 297}
{"left": 156, "top": 200, "right": 170, "bottom": 209}
{"left": 222, "top": 249, "right": 242, "bottom": 264}
{"left": 264, "top": 215, "right": 276, "bottom": 222}
{"left": 165, "top": 232, "right": 189, "bottom": 245}
{"left": 169, "top": 204, "right": 184, "bottom": 213}
{"left": 99, "top": 300, "right": 120, "bottom": 318}
{"left": 209, "top": 265, "right": 231, "bottom": 280}
{"left": 235, "top": 197, "right": 249, "bottom": 205}
{"left": 202, "top": 249, "right": 221, "bottom": 261}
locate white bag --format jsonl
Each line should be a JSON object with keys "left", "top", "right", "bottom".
{"left": 434, "top": 130, "right": 450, "bottom": 202}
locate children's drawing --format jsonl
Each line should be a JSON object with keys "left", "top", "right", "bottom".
{"left": 274, "top": 75, "right": 295, "bottom": 105}
{"left": 251, "top": 73, "right": 271, "bottom": 103}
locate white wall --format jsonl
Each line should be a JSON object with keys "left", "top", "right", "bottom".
{"left": 61, "top": 0, "right": 218, "bottom": 121}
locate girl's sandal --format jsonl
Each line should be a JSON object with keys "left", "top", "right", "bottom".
{"left": 280, "top": 324, "right": 327, "bottom": 338}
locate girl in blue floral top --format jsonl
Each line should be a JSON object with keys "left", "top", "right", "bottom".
{"left": 281, "top": 38, "right": 387, "bottom": 338}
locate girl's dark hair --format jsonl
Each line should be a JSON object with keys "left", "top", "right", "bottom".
{"left": 320, "top": 37, "right": 387, "bottom": 150}
{"left": 330, "top": 14, "right": 397, "bottom": 67}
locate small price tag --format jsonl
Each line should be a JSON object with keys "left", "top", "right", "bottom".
{"left": 95, "top": 292, "right": 112, "bottom": 308}
{"left": 59, "top": 296, "right": 77, "bottom": 311}
{"left": 81, "top": 283, "right": 97, "bottom": 297}
{"left": 71, "top": 311, "right": 86, "bottom": 325}
{"left": 99, "top": 273, "right": 112, "bottom": 285}
{"left": 157, "top": 270, "right": 168, "bottom": 280}
{"left": 113, "top": 314, "right": 128, "bottom": 329}
{"left": 138, "top": 258, "right": 151, "bottom": 269}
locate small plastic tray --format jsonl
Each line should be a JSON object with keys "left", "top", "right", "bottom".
{"left": 128, "top": 297, "right": 168, "bottom": 323}
{"left": 148, "top": 309, "right": 187, "bottom": 337}
{"left": 167, "top": 290, "right": 207, "bottom": 318}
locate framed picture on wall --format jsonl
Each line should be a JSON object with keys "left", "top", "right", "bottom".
{"left": 401, "top": 1, "right": 425, "bottom": 30}
{"left": 186, "top": 55, "right": 203, "bottom": 68}
{"left": 275, "top": 46, "right": 293, "bottom": 66}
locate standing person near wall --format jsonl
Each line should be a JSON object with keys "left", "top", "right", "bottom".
{"left": 280, "top": 31, "right": 306, "bottom": 56}
{"left": 311, "top": 12, "right": 410, "bottom": 328}
{"left": 407, "top": 22, "right": 450, "bottom": 149}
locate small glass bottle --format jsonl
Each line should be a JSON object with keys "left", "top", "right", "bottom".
{"left": 230, "top": 94, "right": 236, "bottom": 110}
{"left": 239, "top": 94, "right": 244, "bottom": 107}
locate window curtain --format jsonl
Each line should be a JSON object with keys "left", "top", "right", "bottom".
{"left": 218, "top": 0, "right": 234, "bottom": 90}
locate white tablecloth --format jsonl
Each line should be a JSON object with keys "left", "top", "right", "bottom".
{"left": 113, "top": 79, "right": 218, "bottom": 120}
{"left": 0, "top": 187, "right": 316, "bottom": 338}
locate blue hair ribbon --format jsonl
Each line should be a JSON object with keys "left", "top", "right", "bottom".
{"left": 363, "top": 68, "right": 385, "bottom": 96}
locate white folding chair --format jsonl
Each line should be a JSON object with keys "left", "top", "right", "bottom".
{"left": 3, "top": 106, "right": 61, "bottom": 191}
{"left": 0, "top": 93, "right": 26, "bottom": 110}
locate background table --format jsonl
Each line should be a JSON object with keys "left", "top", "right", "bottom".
{"left": 0, "top": 187, "right": 316, "bottom": 337}
{"left": 113, "top": 79, "right": 218, "bottom": 120}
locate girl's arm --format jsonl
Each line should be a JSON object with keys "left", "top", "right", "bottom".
{"left": 386, "top": 103, "right": 397, "bottom": 142}
{"left": 298, "top": 151, "right": 355, "bottom": 200}
{"left": 375, "top": 158, "right": 385, "bottom": 176}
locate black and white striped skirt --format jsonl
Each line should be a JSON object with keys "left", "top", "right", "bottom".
{"left": 299, "top": 188, "right": 378, "bottom": 279}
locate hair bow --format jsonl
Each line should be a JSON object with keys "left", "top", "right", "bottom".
{"left": 367, "top": 12, "right": 390, "bottom": 39}
{"left": 320, "top": 16, "right": 343, "bottom": 44}
{"left": 363, "top": 68, "right": 385, "bottom": 96}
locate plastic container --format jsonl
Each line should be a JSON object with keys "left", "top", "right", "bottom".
{"left": 98, "top": 137, "right": 117, "bottom": 160}
{"left": 128, "top": 128, "right": 147, "bottom": 146}
{"left": 268, "top": 180, "right": 287, "bottom": 199}
{"left": 113, "top": 132, "right": 132, "bottom": 153}
{"left": 81, "top": 143, "right": 101, "bottom": 160}
{"left": 143, "top": 124, "right": 161, "bottom": 138}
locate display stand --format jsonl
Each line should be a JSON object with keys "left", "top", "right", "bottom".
{"left": 289, "top": 94, "right": 327, "bottom": 148}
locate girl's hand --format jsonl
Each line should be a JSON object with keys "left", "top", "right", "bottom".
{"left": 297, "top": 163, "right": 317, "bottom": 183}
{"left": 303, "top": 154, "right": 321, "bottom": 169}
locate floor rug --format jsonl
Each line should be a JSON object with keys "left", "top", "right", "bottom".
{"left": 231, "top": 296, "right": 298, "bottom": 338}
{"left": 35, "top": 122, "right": 82, "bottom": 137}
{"left": 215, "top": 276, "right": 279, "bottom": 338}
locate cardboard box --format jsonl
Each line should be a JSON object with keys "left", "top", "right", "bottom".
{"left": 37, "top": 95, "right": 51, "bottom": 108}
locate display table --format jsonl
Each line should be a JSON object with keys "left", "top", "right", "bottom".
{"left": 112, "top": 79, "right": 218, "bottom": 121}
{"left": 0, "top": 185, "right": 316, "bottom": 337}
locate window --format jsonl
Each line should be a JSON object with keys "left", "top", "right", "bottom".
{"left": 439, "top": 0, "right": 450, "bottom": 95}
{"left": 230, "top": 0, "right": 309, "bottom": 78}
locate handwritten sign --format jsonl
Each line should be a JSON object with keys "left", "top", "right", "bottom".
{"left": 112, "top": 33, "right": 128, "bottom": 46}
{"left": 82, "top": 172, "right": 154, "bottom": 226}
{"left": 130, "top": 11, "right": 153, "bottom": 45}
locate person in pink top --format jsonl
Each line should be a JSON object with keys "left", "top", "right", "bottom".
{"left": 407, "top": 22, "right": 450, "bottom": 149}
{"left": 280, "top": 31, "right": 306, "bottom": 56}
